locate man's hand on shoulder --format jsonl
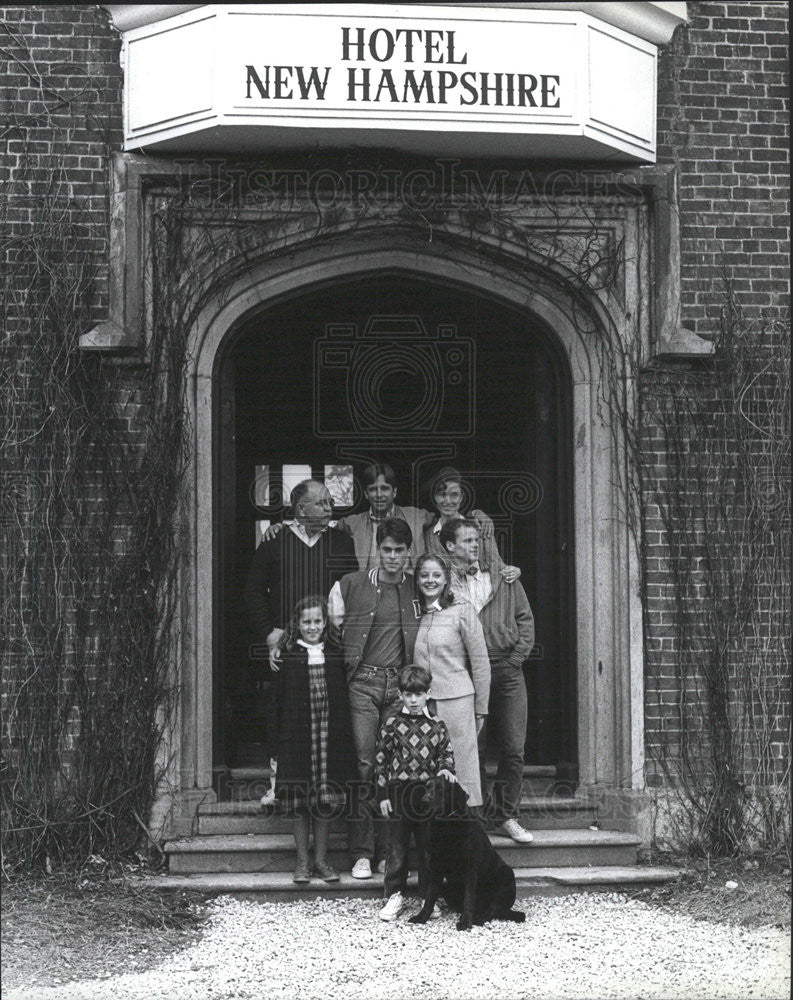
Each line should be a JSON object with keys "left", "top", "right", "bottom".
{"left": 471, "top": 509, "right": 494, "bottom": 539}
{"left": 268, "top": 628, "right": 285, "bottom": 671}
{"left": 500, "top": 564, "right": 522, "bottom": 583}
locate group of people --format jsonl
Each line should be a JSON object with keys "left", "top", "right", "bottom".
{"left": 244, "top": 463, "right": 535, "bottom": 921}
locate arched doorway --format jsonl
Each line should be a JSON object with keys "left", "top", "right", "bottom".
{"left": 176, "top": 235, "right": 645, "bottom": 839}
{"left": 214, "top": 272, "right": 575, "bottom": 781}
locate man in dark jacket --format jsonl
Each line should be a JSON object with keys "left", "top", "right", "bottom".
{"left": 244, "top": 479, "right": 356, "bottom": 668}
{"left": 441, "top": 517, "right": 536, "bottom": 844}
{"left": 328, "top": 518, "right": 420, "bottom": 878}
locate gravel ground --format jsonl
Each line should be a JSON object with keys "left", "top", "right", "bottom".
{"left": 4, "top": 892, "right": 789, "bottom": 1000}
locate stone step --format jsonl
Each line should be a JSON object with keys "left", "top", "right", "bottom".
{"left": 165, "top": 828, "right": 640, "bottom": 875}
{"left": 140, "top": 864, "right": 681, "bottom": 901}
{"left": 224, "top": 764, "right": 563, "bottom": 801}
{"left": 197, "top": 796, "right": 596, "bottom": 836}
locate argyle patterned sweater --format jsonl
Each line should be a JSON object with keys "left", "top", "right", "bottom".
{"left": 374, "top": 711, "right": 455, "bottom": 803}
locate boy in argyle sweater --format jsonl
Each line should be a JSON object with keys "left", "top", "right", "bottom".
{"left": 375, "top": 664, "right": 456, "bottom": 921}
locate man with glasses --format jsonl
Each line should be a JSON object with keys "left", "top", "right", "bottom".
{"left": 245, "top": 479, "right": 356, "bottom": 669}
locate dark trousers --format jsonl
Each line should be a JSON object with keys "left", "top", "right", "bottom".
{"left": 478, "top": 661, "right": 528, "bottom": 824}
{"left": 384, "top": 815, "right": 430, "bottom": 898}
{"left": 383, "top": 780, "right": 431, "bottom": 897}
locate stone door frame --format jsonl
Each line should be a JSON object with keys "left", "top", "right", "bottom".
{"left": 163, "top": 232, "right": 645, "bottom": 836}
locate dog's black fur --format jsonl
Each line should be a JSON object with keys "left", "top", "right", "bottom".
{"left": 409, "top": 777, "right": 526, "bottom": 931}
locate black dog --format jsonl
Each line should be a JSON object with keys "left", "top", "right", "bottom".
{"left": 409, "top": 777, "right": 526, "bottom": 931}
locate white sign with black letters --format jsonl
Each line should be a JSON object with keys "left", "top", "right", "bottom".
{"left": 124, "top": 3, "right": 657, "bottom": 161}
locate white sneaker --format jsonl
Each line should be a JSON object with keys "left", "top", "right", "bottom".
{"left": 379, "top": 891, "right": 404, "bottom": 921}
{"left": 351, "top": 858, "right": 372, "bottom": 879}
{"left": 376, "top": 859, "right": 386, "bottom": 875}
{"left": 498, "top": 818, "right": 534, "bottom": 843}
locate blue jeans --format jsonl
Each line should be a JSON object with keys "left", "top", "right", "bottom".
{"left": 478, "top": 661, "right": 528, "bottom": 824}
{"left": 347, "top": 664, "right": 401, "bottom": 863}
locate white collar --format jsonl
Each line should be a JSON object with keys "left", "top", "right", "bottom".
{"left": 400, "top": 705, "right": 433, "bottom": 719}
{"left": 296, "top": 638, "right": 325, "bottom": 662}
{"left": 425, "top": 599, "right": 443, "bottom": 612}
{"left": 289, "top": 521, "right": 328, "bottom": 546}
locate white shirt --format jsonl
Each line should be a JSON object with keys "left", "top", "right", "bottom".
{"left": 452, "top": 562, "right": 493, "bottom": 614}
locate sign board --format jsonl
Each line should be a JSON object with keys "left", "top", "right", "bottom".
{"left": 123, "top": 4, "right": 658, "bottom": 161}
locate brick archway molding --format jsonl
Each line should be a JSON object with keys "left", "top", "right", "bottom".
{"left": 156, "top": 234, "right": 648, "bottom": 842}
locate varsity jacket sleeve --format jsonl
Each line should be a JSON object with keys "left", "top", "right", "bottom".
{"left": 504, "top": 580, "right": 535, "bottom": 668}
{"left": 374, "top": 716, "right": 396, "bottom": 801}
{"left": 459, "top": 602, "right": 492, "bottom": 716}
{"left": 327, "top": 580, "right": 345, "bottom": 630}
{"left": 436, "top": 720, "right": 455, "bottom": 775}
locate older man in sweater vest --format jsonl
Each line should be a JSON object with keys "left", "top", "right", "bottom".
{"left": 328, "top": 518, "right": 421, "bottom": 878}
{"left": 244, "top": 479, "right": 356, "bottom": 668}
{"left": 440, "top": 517, "right": 536, "bottom": 844}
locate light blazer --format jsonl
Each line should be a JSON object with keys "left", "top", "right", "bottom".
{"left": 413, "top": 598, "right": 491, "bottom": 715}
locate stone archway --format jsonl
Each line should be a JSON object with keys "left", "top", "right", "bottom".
{"left": 160, "top": 233, "right": 645, "bottom": 839}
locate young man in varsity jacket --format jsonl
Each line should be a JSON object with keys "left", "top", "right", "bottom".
{"left": 440, "top": 517, "right": 536, "bottom": 844}
{"left": 327, "top": 518, "right": 421, "bottom": 879}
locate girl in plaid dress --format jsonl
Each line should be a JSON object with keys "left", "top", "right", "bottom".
{"left": 268, "top": 596, "right": 356, "bottom": 883}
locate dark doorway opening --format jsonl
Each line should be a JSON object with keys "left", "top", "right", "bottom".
{"left": 214, "top": 273, "right": 575, "bottom": 782}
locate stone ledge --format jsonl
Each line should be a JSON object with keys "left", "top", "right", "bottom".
{"left": 133, "top": 864, "right": 682, "bottom": 895}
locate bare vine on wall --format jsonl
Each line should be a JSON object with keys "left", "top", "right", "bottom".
{"left": 642, "top": 281, "right": 791, "bottom": 857}
{"left": 0, "top": 141, "right": 188, "bottom": 872}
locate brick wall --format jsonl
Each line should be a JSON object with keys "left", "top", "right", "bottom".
{"left": 644, "top": 4, "right": 790, "bottom": 843}
{"left": 2, "top": 5, "right": 122, "bottom": 325}
{"left": 656, "top": 1, "right": 790, "bottom": 337}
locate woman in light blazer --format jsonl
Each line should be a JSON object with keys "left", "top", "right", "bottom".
{"left": 412, "top": 552, "right": 491, "bottom": 807}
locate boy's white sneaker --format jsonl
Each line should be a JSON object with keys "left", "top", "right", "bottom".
{"left": 498, "top": 818, "right": 534, "bottom": 843}
{"left": 351, "top": 858, "right": 372, "bottom": 879}
{"left": 380, "top": 891, "right": 404, "bottom": 921}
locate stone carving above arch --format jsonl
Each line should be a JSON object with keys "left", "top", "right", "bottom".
{"left": 82, "top": 153, "right": 692, "bottom": 361}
